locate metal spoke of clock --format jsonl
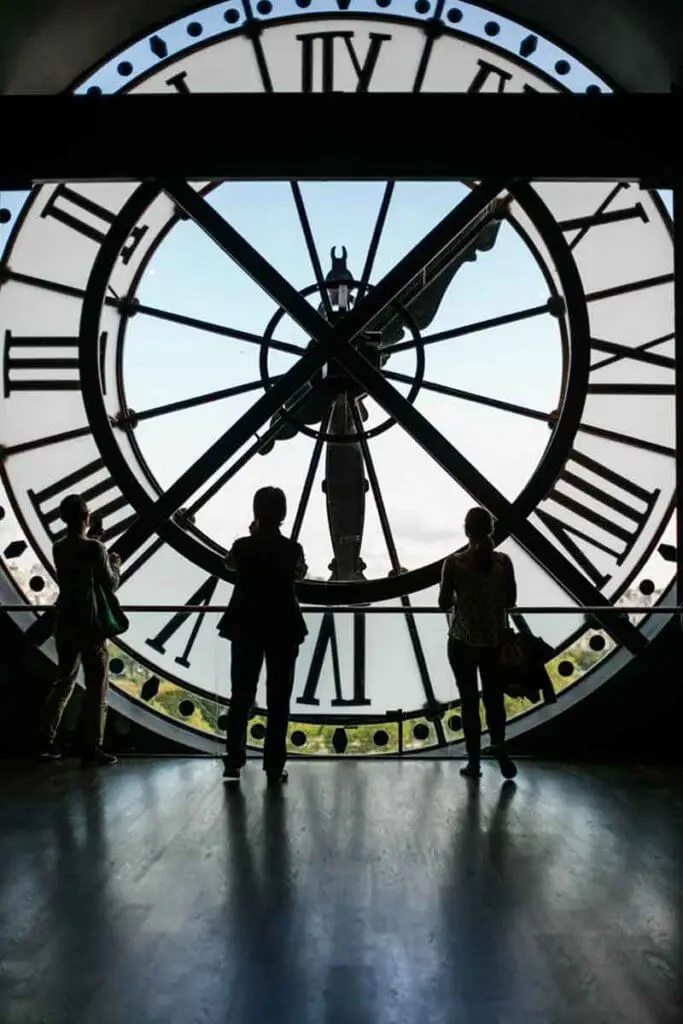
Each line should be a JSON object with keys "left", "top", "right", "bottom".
{"left": 334, "top": 341, "right": 647, "bottom": 653}
{"left": 586, "top": 272, "right": 673, "bottom": 305}
{"left": 413, "top": 0, "right": 447, "bottom": 92}
{"left": 349, "top": 401, "right": 401, "bottom": 571}
{"left": 2, "top": 423, "right": 94, "bottom": 457}
{"left": 355, "top": 181, "right": 395, "bottom": 305}
{"left": 2, "top": 268, "right": 87, "bottom": 302}
{"left": 389, "top": 301, "right": 551, "bottom": 355}
{"left": 576, "top": 421, "right": 674, "bottom": 458}
{"left": 349, "top": 401, "right": 444, "bottom": 727}
{"left": 117, "top": 377, "right": 276, "bottom": 427}
{"left": 291, "top": 405, "right": 334, "bottom": 544}
{"left": 290, "top": 182, "right": 334, "bottom": 320}
{"left": 1, "top": 266, "right": 304, "bottom": 358}
{"left": 187, "top": 385, "right": 320, "bottom": 517}
{"left": 383, "top": 370, "right": 550, "bottom": 422}
{"left": 591, "top": 331, "right": 674, "bottom": 372}
{"left": 384, "top": 370, "right": 674, "bottom": 457}
{"left": 120, "top": 299, "right": 304, "bottom": 358}
{"left": 2, "top": 379, "right": 276, "bottom": 458}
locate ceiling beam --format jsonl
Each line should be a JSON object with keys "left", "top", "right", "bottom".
{"left": 1, "top": 94, "right": 681, "bottom": 185}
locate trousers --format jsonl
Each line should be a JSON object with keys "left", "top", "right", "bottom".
{"left": 40, "top": 628, "right": 110, "bottom": 749}
{"left": 447, "top": 638, "right": 506, "bottom": 763}
{"left": 225, "top": 634, "right": 299, "bottom": 775}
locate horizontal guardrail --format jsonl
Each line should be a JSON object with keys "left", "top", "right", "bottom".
{"left": 0, "top": 604, "right": 678, "bottom": 614}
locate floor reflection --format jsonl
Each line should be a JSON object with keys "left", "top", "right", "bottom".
{"left": 0, "top": 759, "right": 681, "bottom": 1024}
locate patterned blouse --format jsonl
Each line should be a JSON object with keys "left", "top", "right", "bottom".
{"left": 439, "top": 549, "right": 516, "bottom": 647}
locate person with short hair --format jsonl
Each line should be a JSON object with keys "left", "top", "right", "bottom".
{"left": 218, "top": 487, "right": 308, "bottom": 785}
{"left": 37, "top": 494, "right": 121, "bottom": 766}
{"left": 439, "top": 507, "right": 518, "bottom": 781}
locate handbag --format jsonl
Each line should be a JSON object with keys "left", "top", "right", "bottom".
{"left": 92, "top": 582, "right": 129, "bottom": 639}
{"left": 498, "top": 624, "right": 555, "bottom": 703}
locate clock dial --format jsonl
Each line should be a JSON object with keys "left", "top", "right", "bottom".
{"left": 0, "top": 1, "right": 676, "bottom": 755}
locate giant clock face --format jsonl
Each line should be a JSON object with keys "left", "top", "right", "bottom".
{"left": 0, "top": 0, "right": 676, "bottom": 756}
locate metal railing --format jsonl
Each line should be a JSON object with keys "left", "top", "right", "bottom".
{"left": 0, "top": 604, "right": 678, "bottom": 614}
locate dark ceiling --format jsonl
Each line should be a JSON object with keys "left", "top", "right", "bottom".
{"left": 0, "top": 0, "right": 681, "bottom": 94}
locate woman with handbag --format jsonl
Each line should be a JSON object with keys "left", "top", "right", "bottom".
{"left": 217, "top": 487, "right": 308, "bottom": 786}
{"left": 38, "top": 494, "right": 124, "bottom": 766}
{"left": 439, "top": 507, "right": 518, "bottom": 781}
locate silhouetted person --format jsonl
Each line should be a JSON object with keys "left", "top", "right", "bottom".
{"left": 218, "top": 487, "right": 308, "bottom": 785}
{"left": 38, "top": 494, "right": 120, "bottom": 766}
{"left": 439, "top": 507, "right": 517, "bottom": 780}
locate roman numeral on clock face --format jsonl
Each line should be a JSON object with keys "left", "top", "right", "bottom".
{"left": 537, "top": 449, "right": 660, "bottom": 588}
{"left": 559, "top": 183, "right": 649, "bottom": 250}
{"left": 28, "top": 458, "right": 137, "bottom": 543}
{"left": 3, "top": 330, "right": 107, "bottom": 397}
{"left": 41, "top": 185, "right": 148, "bottom": 264}
{"left": 296, "top": 30, "right": 391, "bottom": 92}
{"left": 145, "top": 575, "right": 219, "bottom": 668}
{"left": 467, "top": 58, "right": 538, "bottom": 93}
{"left": 588, "top": 333, "right": 675, "bottom": 397}
{"left": 297, "top": 611, "right": 370, "bottom": 706}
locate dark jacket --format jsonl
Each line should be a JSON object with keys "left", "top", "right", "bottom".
{"left": 217, "top": 532, "right": 308, "bottom": 645}
{"left": 53, "top": 534, "right": 120, "bottom": 639}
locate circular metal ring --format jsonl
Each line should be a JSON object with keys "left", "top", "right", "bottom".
{"left": 258, "top": 279, "right": 425, "bottom": 443}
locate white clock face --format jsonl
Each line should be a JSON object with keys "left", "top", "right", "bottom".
{"left": 0, "top": 0, "right": 676, "bottom": 756}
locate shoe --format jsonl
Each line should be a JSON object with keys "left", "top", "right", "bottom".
{"left": 38, "top": 741, "right": 62, "bottom": 761}
{"left": 459, "top": 762, "right": 482, "bottom": 779}
{"left": 266, "top": 769, "right": 289, "bottom": 786}
{"left": 498, "top": 756, "right": 518, "bottom": 780}
{"left": 81, "top": 747, "right": 118, "bottom": 767}
{"left": 222, "top": 762, "right": 241, "bottom": 783}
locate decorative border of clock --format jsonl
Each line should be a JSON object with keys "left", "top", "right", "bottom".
{"left": 0, "top": 0, "right": 677, "bottom": 757}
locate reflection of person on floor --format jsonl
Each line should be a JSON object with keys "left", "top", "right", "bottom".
{"left": 218, "top": 487, "right": 308, "bottom": 786}
{"left": 38, "top": 494, "right": 120, "bottom": 767}
{"left": 439, "top": 507, "right": 518, "bottom": 781}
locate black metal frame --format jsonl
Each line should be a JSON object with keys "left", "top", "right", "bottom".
{"left": 0, "top": 95, "right": 681, "bottom": 187}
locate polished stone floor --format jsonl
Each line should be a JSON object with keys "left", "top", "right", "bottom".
{"left": 0, "top": 756, "right": 681, "bottom": 1024}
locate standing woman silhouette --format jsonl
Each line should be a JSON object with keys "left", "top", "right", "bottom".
{"left": 38, "top": 494, "right": 121, "bottom": 766}
{"left": 218, "top": 487, "right": 308, "bottom": 785}
{"left": 439, "top": 507, "right": 518, "bottom": 780}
